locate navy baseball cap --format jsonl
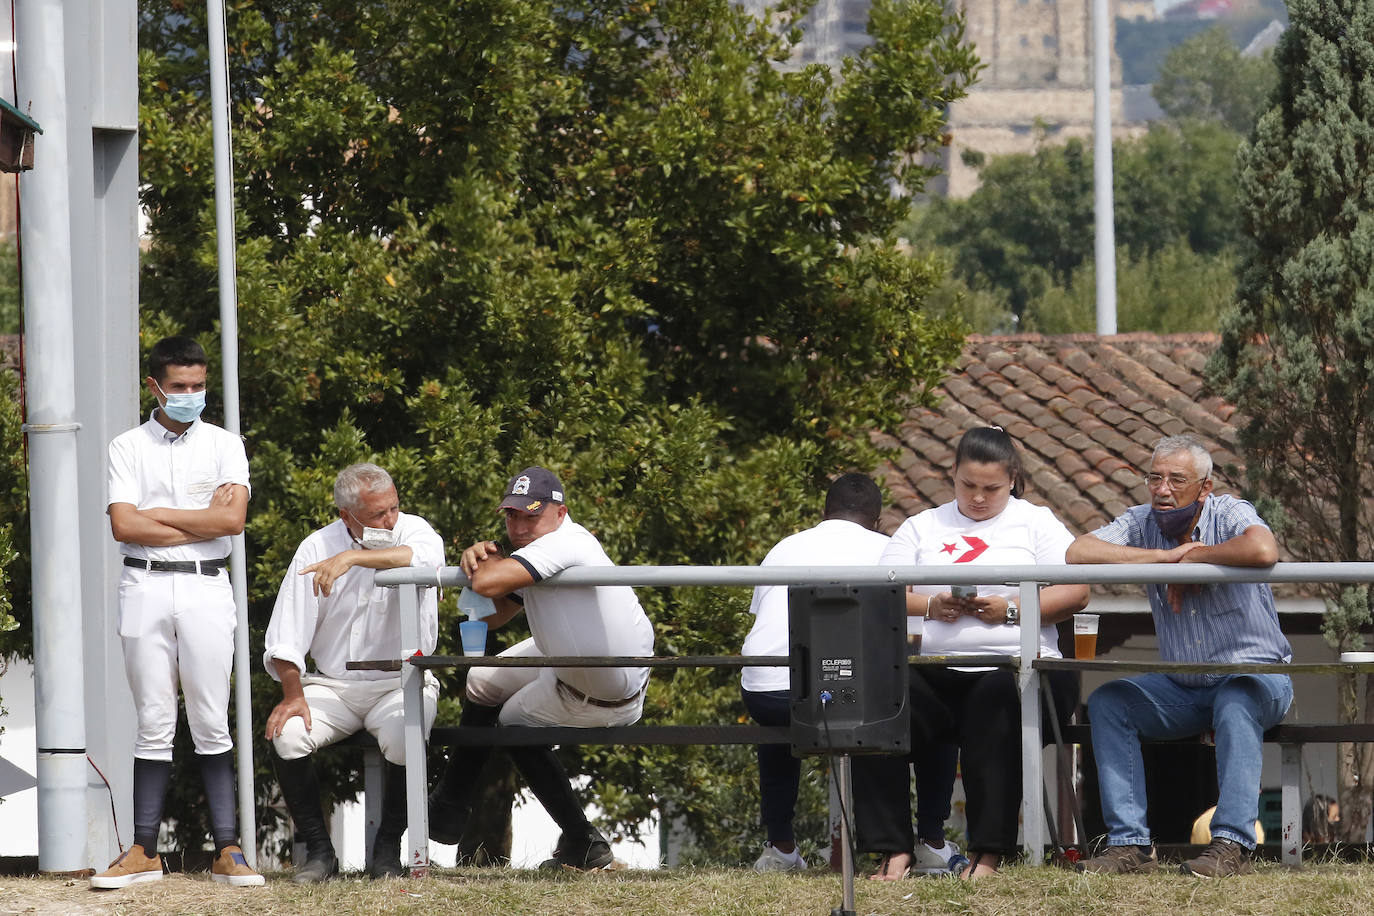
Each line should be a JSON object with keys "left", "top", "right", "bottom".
{"left": 497, "top": 466, "right": 566, "bottom": 514}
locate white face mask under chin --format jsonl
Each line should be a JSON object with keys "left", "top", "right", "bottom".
{"left": 357, "top": 526, "right": 396, "bottom": 550}
{"left": 346, "top": 511, "right": 396, "bottom": 550}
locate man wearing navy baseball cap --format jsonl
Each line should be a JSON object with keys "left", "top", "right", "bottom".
{"left": 428, "top": 466, "right": 654, "bottom": 870}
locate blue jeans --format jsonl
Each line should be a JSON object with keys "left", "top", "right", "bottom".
{"left": 1087, "top": 673, "right": 1292, "bottom": 849}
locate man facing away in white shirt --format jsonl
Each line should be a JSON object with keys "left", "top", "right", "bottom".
{"left": 263, "top": 463, "right": 445, "bottom": 882}
{"left": 740, "top": 473, "right": 962, "bottom": 875}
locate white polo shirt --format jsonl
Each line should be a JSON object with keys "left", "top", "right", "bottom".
{"left": 263, "top": 513, "right": 445, "bottom": 681}
{"left": 741, "top": 519, "right": 892, "bottom": 693}
{"left": 880, "top": 497, "right": 1073, "bottom": 659}
{"left": 511, "top": 515, "right": 654, "bottom": 702}
{"left": 107, "top": 413, "right": 251, "bottom": 562}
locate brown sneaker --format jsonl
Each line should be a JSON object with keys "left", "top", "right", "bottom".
{"left": 90, "top": 844, "right": 163, "bottom": 889}
{"left": 1181, "top": 837, "right": 1254, "bottom": 878}
{"left": 211, "top": 845, "right": 266, "bottom": 886}
{"left": 1076, "top": 844, "right": 1159, "bottom": 874}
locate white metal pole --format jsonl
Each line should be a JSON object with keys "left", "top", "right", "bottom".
{"left": 400, "top": 583, "right": 431, "bottom": 876}
{"left": 203, "top": 0, "right": 256, "bottom": 864}
{"left": 19, "top": 0, "right": 90, "bottom": 872}
{"left": 1018, "top": 580, "right": 1044, "bottom": 864}
{"left": 1092, "top": 0, "right": 1117, "bottom": 336}
{"left": 836, "top": 753, "right": 855, "bottom": 915}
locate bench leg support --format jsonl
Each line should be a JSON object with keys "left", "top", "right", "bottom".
{"left": 363, "top": 746, "right": 383, "bottom": 871}
{"left": 1280, "top": 742, "right": 1302, "bottom": 868}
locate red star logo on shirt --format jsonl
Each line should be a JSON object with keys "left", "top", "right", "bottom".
{"left": 954, "top": 536, "right": 989, "bottom": 563}
{"left": 941, "top": 542, "right": 958, "bottom": 554}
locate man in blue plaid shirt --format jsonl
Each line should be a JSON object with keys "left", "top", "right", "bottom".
{"left": 1067, "top": 435, "right": 1291, "bottom": 879}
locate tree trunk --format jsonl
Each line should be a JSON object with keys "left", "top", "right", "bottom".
{"left": 462, "top": 762, "right": 518, "bottom": 865}
{"left": 1342, "top": 673, "right": 1374, "bottom": 843}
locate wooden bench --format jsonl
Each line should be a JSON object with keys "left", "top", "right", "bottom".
{"left": 335, "top": 724, "right": 791, "bottom": 869}
{"left": 338, "top": 652, "right": 1014, "bottom": 872}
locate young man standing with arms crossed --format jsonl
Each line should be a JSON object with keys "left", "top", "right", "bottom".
{"left": 93, "top": 336, "right": 261, "bottom": 889}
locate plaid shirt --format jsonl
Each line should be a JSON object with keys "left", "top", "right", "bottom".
{"left": 1092, "top": 494, "right": 1292, "bottom": 685}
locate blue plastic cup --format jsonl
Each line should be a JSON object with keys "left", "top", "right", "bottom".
{"left": 459, "top": 620, "right": 488, "bottom": 657}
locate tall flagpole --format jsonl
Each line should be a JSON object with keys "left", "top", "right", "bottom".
{"left": 204, "top": 0, "right": 256, "bottom": 864}
{"left": 1092, "top": 0, "right": 1117, "bottom": 335}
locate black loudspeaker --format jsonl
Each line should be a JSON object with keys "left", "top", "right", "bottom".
{"left": 788, "top": 585, "right": 909, "bottom": 756}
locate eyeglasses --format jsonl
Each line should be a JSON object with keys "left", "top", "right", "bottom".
{"left": 1144, "top": 473, "right": 1205, "bottom": 491}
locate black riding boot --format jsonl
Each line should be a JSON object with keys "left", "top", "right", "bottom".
{"left": 272, "top": 748, "right": 339, "bottom": 884}
{"left": 509, "top": 745, "right": 612, "bottom": 870}
{"left": 428, "top": 701, "right": 501, "bottom": 844}
{"left": 369, "top": 761, "right": 408, "bottom": 878}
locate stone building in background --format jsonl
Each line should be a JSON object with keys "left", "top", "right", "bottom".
{"left": 942, "top": 0, "right": 1158, "bottom": 197}
{"left": 742, "top": 0, "right": 1162, "bottom": 197}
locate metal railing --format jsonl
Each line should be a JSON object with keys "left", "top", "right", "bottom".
{"left": 373, "top": 561, "right": 1374, "bottom": 874}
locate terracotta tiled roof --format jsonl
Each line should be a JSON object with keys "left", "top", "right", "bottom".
{"left": 876, "top": 333, "right": 1244, "bottom": 536}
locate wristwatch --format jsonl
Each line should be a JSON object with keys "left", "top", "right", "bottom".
{"left": 1004, "top": 601, "right": 1019, "bottom": 626}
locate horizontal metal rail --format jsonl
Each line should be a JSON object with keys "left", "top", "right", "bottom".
{"left": 375, "top": 561, "right": 1374, "bottom": 589}
{"left": 347, "top": 653, "right": 1017, "bottom": 672}
{"left": 1034, "top": 659, "right": 1374, "bottom": 676}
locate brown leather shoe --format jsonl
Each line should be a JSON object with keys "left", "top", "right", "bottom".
{"left": 90, "top": 844, "right": 164, "bottom": 890}
{"left": 1076, "top": 844, "right": 1159, "bottom": 874}
{"left": 1181, "top": 838, "right": 1254, "bottom": 878}
{"left": 211, "top": 845, "right": 265, "bottom": 886}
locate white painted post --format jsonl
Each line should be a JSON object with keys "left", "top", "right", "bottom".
{"left": 1019, "top": 580, "right": 1045, "bottom": 863}
{"left": 399, "top": 582, "right": 430, "bottom": 875}
{"left": 1280, "top": 743, "right": 1302, "bottom": 867}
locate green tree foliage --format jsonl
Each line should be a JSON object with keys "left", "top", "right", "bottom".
{"left": 0, "top": 366, "right": 26, "bottom": 653}
{"left": 0, "top": 245, "right": 25, "bottom": 655}
{"left": 1115, "top": 2, "right": 1287, "bottom": 86}
{"left": 1207, "top": 0, "right": 1374, "bottom": 842}
{"left": 0, "top": 525, "right": 16, "bottom": 636}
{"left": 1115, "top": 17, "right": 1213, "bottom": 86}
{"left": 1022, "top": 242, "right": 1237, "bottom": 334}
{"left": 909, "top": 14, "right": 1290, "bottom": 338}
{"left": 1152, "top": 26, "right": 1279, "bottom": 134}
{"left": 138, "top": 0, "right": 975, "bottom": 861}
{"left": 0, "top": 240, "right": 19, "bottom": 335}
{"left": 908, "top": 120, "right": 1243, "bottom": 327}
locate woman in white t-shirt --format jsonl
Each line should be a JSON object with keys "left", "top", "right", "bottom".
{"left": 855, "top": 427, "right": 1089, "bottom": 879}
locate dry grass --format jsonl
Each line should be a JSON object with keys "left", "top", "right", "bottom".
{"left": 3, "top": 860, "right": 1374, "bottom": 916}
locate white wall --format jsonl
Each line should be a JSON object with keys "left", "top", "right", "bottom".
{"left": 0, "top": 657, "right": 38, "bottom": 855}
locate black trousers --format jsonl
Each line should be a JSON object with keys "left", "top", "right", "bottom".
{"left": 742, "top": 689, "right": 801, "bottom": 846}
{"left": 853, "top": 666, "right": 1077, "bottom": 856}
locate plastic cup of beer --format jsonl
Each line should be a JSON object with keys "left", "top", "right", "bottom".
{"left": 1073, "top": 613, "right": 1099, "bottom": 660}
{"left": 906, "top": 614, "right": 924, "bottom": 655}
{"left": 459, "top": 620, "right": 488, "bottom": 657}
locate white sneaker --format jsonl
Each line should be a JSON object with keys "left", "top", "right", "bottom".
{"left": 753, "top": 843, "right": 808, "bottom": 873}
{"left": 910, "top": 839, "right": 961, "bottom": 875}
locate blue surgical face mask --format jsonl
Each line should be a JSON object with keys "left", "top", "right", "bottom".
{"left": 1152, "top": 502, "right": 1199, "bottom": 539}
{"left": 154, "top": 380, "right": 206, "bottom": 424}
